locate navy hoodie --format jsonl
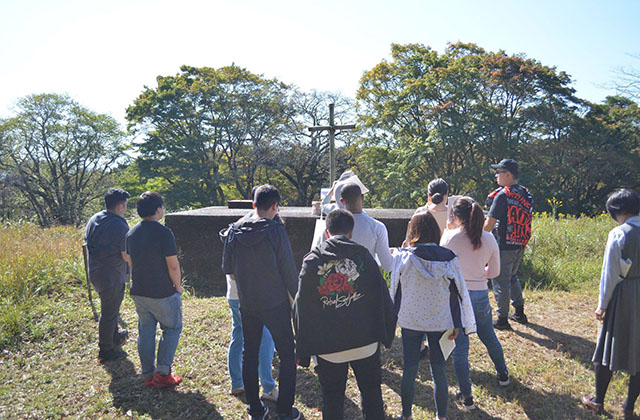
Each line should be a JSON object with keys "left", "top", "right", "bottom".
{"left": 221, "top": 216, "right": 298, "bottom": 312}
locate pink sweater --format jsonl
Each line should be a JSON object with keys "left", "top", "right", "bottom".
{"left": 440, "top": 228, "right": 500, "bottom": 290}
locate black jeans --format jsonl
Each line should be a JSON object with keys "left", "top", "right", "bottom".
{"left": 314, "top": 348, "right": 385, "bottom": 420}
{"left": 97, "top": 283, "right": 125, "bottom": 353}
{"left": 241, "top": 301, "right": 296, "bottom": 417}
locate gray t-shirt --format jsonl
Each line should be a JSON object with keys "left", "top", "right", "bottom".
{"left": 84, "top": 210, "right": 129, "bottom": 292}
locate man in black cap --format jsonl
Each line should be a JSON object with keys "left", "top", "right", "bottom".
{"left": 484, "top": 159, "right": 533, "bottom": 330}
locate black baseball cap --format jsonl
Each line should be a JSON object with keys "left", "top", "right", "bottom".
{"left": 491, "top": 159, "right": 519, "bottom": 177}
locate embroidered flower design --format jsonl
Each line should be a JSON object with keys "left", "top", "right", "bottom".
{"left": 335, "top": 258, "right": 359, "bottom": 280}
{"left": 316, "top": 258, "right": 362, "bottom": 298}
{"left": 317, "top": 261, "right": 336, "bottom": 277}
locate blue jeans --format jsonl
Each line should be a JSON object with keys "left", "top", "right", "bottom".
{"left": 492, "top": 248, "right": 525, "bottom": 318}
{"left": 131, "top": 293, "right": 183, "bottom": 377}
{"left": 227, "top": 299, "right": 276, "bottom": 393}
{"left": 401, "top": 329, "right": 448, "bottom": 418}
{"left": 453, "top": 289, "right": 508, "bottom": 397}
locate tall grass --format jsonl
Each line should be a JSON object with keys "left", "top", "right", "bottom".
{"left": 520, "top": 212, "right": 615, "bottom": 290}
{"left": 0, "top": 222, "right": 84, "bottom": 349}
{"left": 0, "top": 214, "right": 618, "bottom": 349}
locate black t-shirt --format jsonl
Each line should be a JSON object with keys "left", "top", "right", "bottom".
{"left": 487, "top": 184, "right": 533, "bottom": 251}
{"left": 126, "top": 221, "right": 178, "bottom": 298}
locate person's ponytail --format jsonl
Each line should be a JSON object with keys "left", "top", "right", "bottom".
{"left": 467, "top": 202, "right": 484, "bottom": 250}
{"left": 452, "top": 197, "right": 485, "bottom": 250}
{"left": 431, "top": 192, "right": 444, "bottom": 205}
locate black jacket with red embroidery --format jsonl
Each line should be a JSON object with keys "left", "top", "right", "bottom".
{"left": 293, "top": 235, "right": 397, "bottom": 362}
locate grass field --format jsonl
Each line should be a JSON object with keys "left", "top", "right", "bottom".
{"left": 1, "top": 216, "right": 635, "bottom": 420}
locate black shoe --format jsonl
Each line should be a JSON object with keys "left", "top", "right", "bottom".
{"left": 114, "top": 330, "right": 129, "bottom": 347}
{"left": 493, "top": 316, "right": 512, "bottom": 330}
{"left": 248, "top": 402, "right": 269, "bottom": 420}
{"left": 497, "top": 370, "right": 510, "bottom": 387}
{"left": 98, "top": 349, "right": 127, "bottom": 363}
{"left": 455, "top": 392, "right": 476, "bottom": 410}
{"left": 509, "top": 306, "right": 528, "bottom": 324}
{"left": 278, "top": 407, "right": 301, "bottom": 420}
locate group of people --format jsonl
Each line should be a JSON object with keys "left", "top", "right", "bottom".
{"left": 83, "top": 157, "right": 640, "bottom": 420}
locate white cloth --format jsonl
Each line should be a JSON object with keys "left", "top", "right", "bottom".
{"left": 599, "top": 216, "right": 640, "bottom": 309}
{"left": 440, "top": 228, "right": 500, "bottom": 290}
{"left": 389, "top": 249, "right": 476, "bottom": 335}
{"left": 318, "top": 342, "right": 378, "bottom": 363}
{"left": 321, "top": 171, "right": 369, "bottom": 214}
{"left": 226, "top": 274, "right": 239, "bottom": 300}
{"left": 351, "top": 212, "right": 394, "bottom": 273}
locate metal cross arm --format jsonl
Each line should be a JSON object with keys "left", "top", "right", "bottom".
{"left": 308, "top": 124, "right": 356, "bottom": 132}
{"left": 306, "top": 103, "right": 357, "bottom": 185}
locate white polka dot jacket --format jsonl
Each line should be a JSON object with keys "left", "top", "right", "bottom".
{"left": 390, "top": 244, "right": 476, "bottom": 335}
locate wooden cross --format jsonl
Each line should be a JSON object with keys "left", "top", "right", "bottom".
{"left": 308, "top": 103, "right": 356, "bottom": 185}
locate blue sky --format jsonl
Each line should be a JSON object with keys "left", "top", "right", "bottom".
{"left": 1, "top": 0, "right": 639, "bottom": 126}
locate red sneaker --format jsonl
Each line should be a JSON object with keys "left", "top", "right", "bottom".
{"left": 151, "top": 372, "right": 182, "bottom": 388}
{"left": 144, "top": 376, "right": 155, "bottom": 388}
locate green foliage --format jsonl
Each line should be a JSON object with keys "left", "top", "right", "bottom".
{"left": 354, "top": 42, "right": 640, "bottom": 215}
{"left": 0, "top": 94, "right": 127, "bottom": 226}
{"left": 520, "top": 213, "right": 615, "bottom": 290}
{"left": 0, "top": 222, "right": 84, "bottom": 349}
{"left": 126, "top": 65, "right": 291, "bottom": 208}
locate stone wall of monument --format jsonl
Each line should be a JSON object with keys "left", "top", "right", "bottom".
{"left": 165, "top": 206, "right": 414, "bottom": 295}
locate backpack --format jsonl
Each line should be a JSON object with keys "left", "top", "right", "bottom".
{"left": 486, "top": 185, "right": 533, "bottom": 248}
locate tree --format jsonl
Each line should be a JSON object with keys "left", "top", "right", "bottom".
{"left": 355, "top": 42, "right": 580, "bottom": 207}
{"left": 126, "top": 65, "right": 290, "bottom": 208}
{"left": 613, "top": 54, "right": 640, "bottom": 101}
{"left": 267, "top": 90, "right": 356, "bottom": 206}
{"left": 523, "top": 96, "right": 640, "bottom": 214}
{"left": 0, "top": 94, "right": 126, "bottom": 226}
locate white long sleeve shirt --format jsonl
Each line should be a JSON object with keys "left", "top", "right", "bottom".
{"left": 351, "top": 211, "right": 394, "bottom": 273}
{"left": 598, "top": 216, "right": 640, "bottom": 309}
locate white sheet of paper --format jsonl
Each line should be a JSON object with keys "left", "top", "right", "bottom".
{"left": 439, "top": 328, "right": 456, "bottom": 360}
{"left": 620, "top": 258, "right": 632, "bottom": 277}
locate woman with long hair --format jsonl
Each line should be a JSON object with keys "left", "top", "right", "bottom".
{"left": 440, "top": 197, "right": 509, "bottom": 410}
{"left": 582, "top": 189, "right": 640, "bottom": 419}
{"left": 391, "top": 212, "right": 475, "bottom": 420}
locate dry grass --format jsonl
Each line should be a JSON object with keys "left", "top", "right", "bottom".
{"left": 0, "top": 287, "right": 634, "bottom": 420}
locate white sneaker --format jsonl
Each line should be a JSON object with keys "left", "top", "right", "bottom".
{"left": 261, "top": 387, "right": 279, "bottom": 402}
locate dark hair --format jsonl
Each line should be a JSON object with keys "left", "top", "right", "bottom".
{"left": 326, "top": 209, "right": 354, "bottom": 236}
{"left": 136, "top": 191, "right": 164, "bottom": 218}
{"left": 254, "top": 184, "right": 281, "bottom": 211}
{"left": 406, "top": 212, "right": 441, "bottom": 246}
{"left": 104, "top": 188, "right": 130, "bottom": 210}
{"left": 340, "top": 183, "right": 362, "bottom": 206}
{"left": 606, "top": 189, "right": 640, "bottom": 220}
{"left": 453, "top": 197, "right": 485, "bottom": 250}
{"left": 428, "top": 178, "right": 449, "bottom": 205}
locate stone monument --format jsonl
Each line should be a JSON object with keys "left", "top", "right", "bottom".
{"left": 165, "top": 206, "right": 414, "bottom": 295}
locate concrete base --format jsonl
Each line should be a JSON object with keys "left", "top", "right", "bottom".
{"left": 165, "top": 206, "right": 414, "bottom": 295}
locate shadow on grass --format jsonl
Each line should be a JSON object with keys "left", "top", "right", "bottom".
{"left": 101, "top": 358, "right": 223, "bottom": 419}
{"left": 469, "top": 369, "right": 604, "bottom": 420}
{"left": 381, "top": 364, "right": 503, "bottom": 420}
{"left": 513, "top": 322, "right": 596, "bottom": 368}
